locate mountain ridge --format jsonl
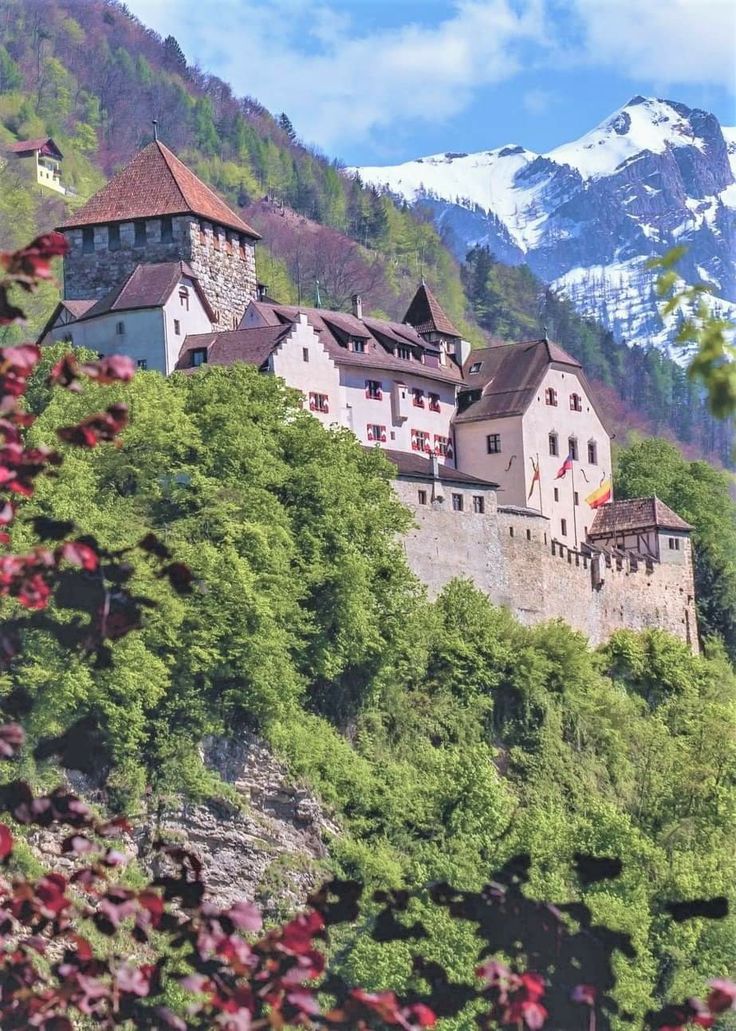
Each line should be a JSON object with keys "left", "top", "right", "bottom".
{"left": 354, "top": 97, "right": 736, "bottom": 352}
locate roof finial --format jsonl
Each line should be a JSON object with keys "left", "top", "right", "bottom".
{"left": 542, "top": 324, "right": 549, "bottom": 342}
{"left": 152, "top": 119, "right": 159, "bottom": 142}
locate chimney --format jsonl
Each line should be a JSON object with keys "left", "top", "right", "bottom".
{"left": 351, "top": 293, "right": 363, "bottom": 319}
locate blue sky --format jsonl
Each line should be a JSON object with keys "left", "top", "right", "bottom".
{"left": 127, "top": 0, "right": 736, "bottom": 167}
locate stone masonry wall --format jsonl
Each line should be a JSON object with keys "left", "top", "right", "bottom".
{"left": 62, "top": 216, "right": 194, "bottom": 300}
{"left": 398, "top": 486, "right": 699, "bottom": 651}
{"left": 61, "top": 216, "right": 257, "bottom": 328}
{"left": 187, "top": 220, "right": 257, "bottom": 329}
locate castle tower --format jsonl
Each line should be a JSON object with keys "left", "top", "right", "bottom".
{"left": 57, "top": 141, "right": 260, "bottom": 328}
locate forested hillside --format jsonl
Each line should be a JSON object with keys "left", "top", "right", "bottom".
{"left": 3, "top": 350, "right": 735, "bottom": 1026}
{"left": 0, "top": 0, "right": 733, "bottom": 464}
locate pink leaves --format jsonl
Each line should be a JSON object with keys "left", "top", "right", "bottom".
{"left": 49, "top": 353, "right": 136, "bottom": 391}
{"left": 0, "top": 723, "right": 24, "bottom": 758}
{"left": 0, "top": 822, "right": 12, "bottom": 859}
{"left": 57, "top": 403, "right": 129, "bottom": 448}
{"left": 350, "top": 989, "right": 437, "bottom": 1029}
{"left": 477, "top": 961, "right": 548, "bottom": 1030}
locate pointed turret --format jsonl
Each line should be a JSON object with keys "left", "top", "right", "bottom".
{"left": 403, "top": 282, "right": 460, "bottom": 339}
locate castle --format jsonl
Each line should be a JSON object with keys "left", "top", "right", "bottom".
{"left": 41, "top": 141, "right": 698, "bottom": 651}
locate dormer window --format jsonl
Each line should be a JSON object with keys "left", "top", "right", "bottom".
{"left": 469, "top": 361, "right": 482, "bottom": 374}
{"left": 545, "top": 387, "right": 558, "bottom": 406}
{"left": 191, "top": 348, "right": 207, "bottom": 367}
{"left": 570, "top": 392, "right": 582, "bottom": 412}
{"left": 350, "top": 337, "right": 366, "bottom": 353}
{"left": 396, "top": 345, "right": 411, "bottom": 360}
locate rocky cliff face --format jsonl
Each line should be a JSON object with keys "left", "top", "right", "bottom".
{"left": 355, "top": 97, "right": 736, "bottom": 353}
{"left": 30, "top": 732, "right": 338, "bottom": 914}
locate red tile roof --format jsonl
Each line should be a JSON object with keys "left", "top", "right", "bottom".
{"left": 59, "top": 141, "right": 260, "bottom": 238}
{"left": 7, "top": 137, "right": 63, "bottom": 159}
{"left": 589, "top": 497, "right": 693, "bottom": 535}
{"left": 402, "top": 282, "right": 461, "bottom": 338}
{"left": 381, "top": 448, "right": 497, "bottom": 487}
{"left": 250, "top": 302, "right": 464, "bottom": 385}
{"left": 77, "top": 262, "right": 214, "bottom": 321}
{"left": 176, "top": 326, "right": 291, "bottom": 370}
{"left": 454, "top": 339, "right": 600, "bottom": 423}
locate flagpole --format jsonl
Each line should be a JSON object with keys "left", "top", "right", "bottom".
{"left": 536, "top": 452, "right": 543, "bottom": 516}
{"left": 571, "top": 458, "right": 578, "bottom": 548}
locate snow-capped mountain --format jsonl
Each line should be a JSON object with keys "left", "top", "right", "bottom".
{"left": 354, "top": 98, "right": 736, "bottom": 351}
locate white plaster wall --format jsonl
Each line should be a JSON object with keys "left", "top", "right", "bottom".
{"left": 453, "top": 415, "right": 526, "bottom": 502}
{"left": 51, "top": 309, "right": 167, "bottom": 372}
{"left": 161, "top": 277, "right": 213, "bottom": 373}
{"left": 270, "top": 318, "right": 341, "bottom": 427}
{"left": 340, "top": 366, "right": 456, "bottom": 460}
{"left": 522, "top": 368, "right": 611, "bottom": 546}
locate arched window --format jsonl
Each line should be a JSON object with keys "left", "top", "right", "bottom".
{"left": 569, "top": 392, "right": 582, "bottom": 411}
{"left": 548, "top": 432, "right": 559, "bottom": 456}
{"left": 587, "top": 440, "right": 598, "bottom": 465}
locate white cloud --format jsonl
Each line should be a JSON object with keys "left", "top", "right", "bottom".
{"left": 523, "top": 87, "right": 554, "bottom": 114}
{"left": 127, "top": 0, "right": 548, "bottom": 153}
{"left": 568, "top": 0, "right": 736, "bottom": 91}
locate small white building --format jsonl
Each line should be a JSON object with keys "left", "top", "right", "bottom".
{"left": 42, "top": 261, "right": 214, "bottom": 374}
{"left": 7, "top": 137, "right": 66, "bottom": 194}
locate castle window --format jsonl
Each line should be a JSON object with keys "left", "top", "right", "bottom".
{"left": 239, "top": 235, "right": 247, "bottom": 258}
{"left": 115, "top": 320, "right": 125, "bottom": 336}
{"left": 560, "top": 518, "right": 568, "bottom": 536}
{"left": 108, "top": 224, "right": 120, "bottom": 251}
{"left": 570, "top": 392, "right": 582, "bottom": 412}
{"left": 554, "top": 487, "right": 559, "bottom": 502}
{"left": 179, "top": 287, "right": 190, "bottom": 310}
{"left": 160, "top": 216, "right": 174, "bottom": 243}
{"left": 473, "top": 495, "right": 485, "bottom": 514}
{"left": 412, "top": 429, "right": 431, "bottom": 452}
{"left": 669, "top": 537, "right": 681, "bottom": 551}
{"left": 509, "top": 526, "right": 514, "bottom": 537}
{"left": 428, "top": 392, "right": 441, "bottom": 412}
{"left": 396, "top": 345, "right": 411, "bottom": 360}
{"left": 302, "top": 347, "right": 310, "bottom": 363}
{"left": 434, "top": 434, "right": 452, "bottom": 457}
{"left": 412, "top": 388, "right": 425, "bottom": 408}
{"left": 545, "top": 387, "right": 558, "bottom": 406}
{"left": 367, "top": 424, "right": 386, "bottom": 444}
{"left": 309, "top": 392, "right": 329, "bottom": 414}
{"left": 526, "top": 528, "right": 531, "bottom": 540}
{"left": 350, "top": 337, "right": 365, "bottom": 353}
{"left": 191, "top": 348, "right": 207, "bottom": 367}
{"left": 587, "top": 440, "right": 598, "bottom": 464}
{"left": 212, "top": 228, "right": 221, "bottom": 250}
{"left": 548, "top": 432, "right": 558, "bottom": 456}
{"left": 134, "top": 220, "right": 147, "bottom": 247}
{"left": 469, "top": 361, "right": 482, "bottom": 374}
{"left": 574, "top": 491, "right": 579, "bottom": 506}
{"left": 418, "top": 489, "right": 428, "bottom": 505}
{"left": 199, "top": 220, "right": 208, "bottom": 243}
{"left": 82, "top": 227, "right": 94, "bottom": 253}
{"left": 365, "top": 379, "right": 382, "bottom": 400}
{"left": 568, "top": 437, "right": 578, "bottom": 460}
{"left": 486, "top": 433, "right": 501, "bottom": 454}
{"left": 174, "top": 319, "right": 181, "bottom": 336}
{"left": 452, "top": 493, "right": 464, "bottom": 512}
{"left": 136, "top": 359, "right": 148, "bottom": 370}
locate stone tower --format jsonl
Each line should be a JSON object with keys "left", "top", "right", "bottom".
{"left": 57, "top": 141, "right": 260, "bottom": 329}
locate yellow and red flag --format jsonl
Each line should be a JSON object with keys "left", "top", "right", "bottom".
{"left": 585, "top": 478, "right": 612, "bottom": 509}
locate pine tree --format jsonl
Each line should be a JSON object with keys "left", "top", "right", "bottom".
{"left": 278, "top": 112, "right": 297, "bottom": 142}
{"left": 162, "top": 34, "right": 187, "bottom": 73}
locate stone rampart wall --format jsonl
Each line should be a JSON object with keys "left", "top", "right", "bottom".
{"left": 398, "top": 488, "right": 698, "bottom": 651}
